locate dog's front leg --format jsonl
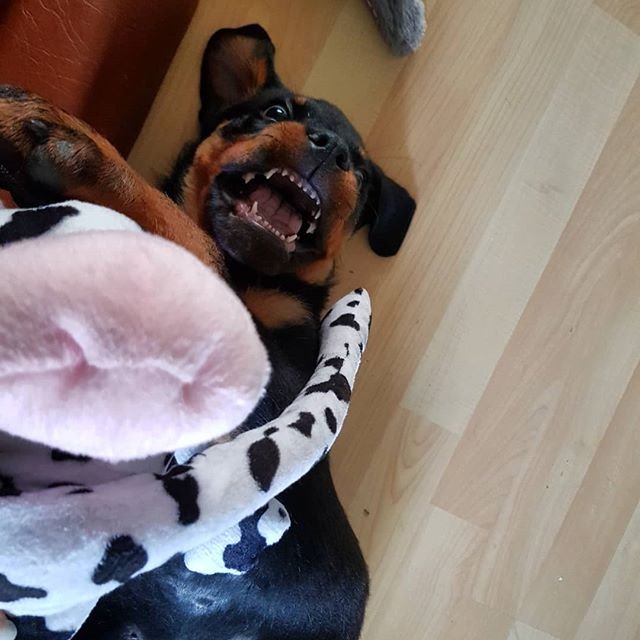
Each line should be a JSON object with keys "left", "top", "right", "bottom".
{"left": 0, "top": 85, "right": 222, "bottom": 271}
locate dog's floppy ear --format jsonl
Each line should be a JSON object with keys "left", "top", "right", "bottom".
{"left": 200, "top": 24, "right": 281, "bottom": 124}
{"left": 357, "top": 163, "right": 416, "bottom": 257}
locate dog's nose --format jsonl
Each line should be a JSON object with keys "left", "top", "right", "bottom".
{"left": 308, "top": 130, "right": 351, "bottom": 172}
{"left": 308, "top": 131, "right": 331, "bottom": 149}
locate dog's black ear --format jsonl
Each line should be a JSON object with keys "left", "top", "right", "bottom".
{"left": 200, "top": 24, "right": 281, "bottom": 120}
{"left": 357, "top": 163, "right": 416, "bottom": 257}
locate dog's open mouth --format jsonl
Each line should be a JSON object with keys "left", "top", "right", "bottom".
{"left": 219, "top": 168, "right": 321, "bottom": 252}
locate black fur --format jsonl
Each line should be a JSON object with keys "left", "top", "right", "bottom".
{"left": 355, "top": 162, "right": 416, "bottom": 257}
{"left": 50, "top": 448, "right": 91, "bottom": 463}
{"left": 46, "top": 481, "right": 84, "bottom": 489}
{"left": 67, "top": 487, "right": 93, "bottom": 495}
{"left": 161, "top": 140, "right": 198, "bottom": 204}
{"left": 0, "top": 473, "right": 21, "bottom": 497}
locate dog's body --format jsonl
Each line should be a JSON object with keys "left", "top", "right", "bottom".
{"left": 0, "top": 25, "right": 414, "bottom": 640}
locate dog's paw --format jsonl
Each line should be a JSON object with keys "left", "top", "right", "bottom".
{"left": 0, "top": 85, "right": 109, "bottom": 207}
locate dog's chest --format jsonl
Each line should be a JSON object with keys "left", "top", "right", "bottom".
{"left": 243, "top": 320, "right": 320, "bottom": 429}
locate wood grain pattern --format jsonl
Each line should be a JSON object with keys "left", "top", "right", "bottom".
{"left": 597, "top": 0, "right": 640, "bottom": 33}
{"left": 509, "top": 621, "right": 560, "bottom": 640}
{"left": 575, "top": 501, "right": 640, "bottom": 640}
{"left": 130, "top": 1, "right": 640, "bottom": 637}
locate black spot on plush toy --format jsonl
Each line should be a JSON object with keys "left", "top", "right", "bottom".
{"left": 92, "top": 537, "right": 149, "bottom": 586}
{"left": 364, "top": 0, "right": 427, "bottom": 56}
{"left": 0, "top": 576, "right": 46, "bottom": 604}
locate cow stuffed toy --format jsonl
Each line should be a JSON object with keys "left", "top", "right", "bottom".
{"left": 0, "top": 199, "right": 371, "bottom": 639}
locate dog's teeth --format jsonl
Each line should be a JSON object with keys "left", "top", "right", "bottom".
{"left": 250, "top": 201, "right": 259, "bottom": 215}
{"left": 265, "top": 168, "right": 278, "bottom": 179}
{"left": 307, "top": 221, "right": 317, "bottom": 234}
{"left": 285, "top": 233, "right": 298, "bottom": 242}
{"left": 281, "top": 168, "right": 288, "bottom": 177}
{"left": 243, "top": 172, "right": 256, "bottom": 183}
{"left": 313, "top": 209, "right": 321, "bottom": 219}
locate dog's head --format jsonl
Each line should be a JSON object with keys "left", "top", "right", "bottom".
{"left": 181, "top": 24, "right": 415, "bottom": 278}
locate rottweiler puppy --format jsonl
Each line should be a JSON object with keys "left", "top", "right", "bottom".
{"left": 0, "top": 24, "right": 414, "bottom": 640}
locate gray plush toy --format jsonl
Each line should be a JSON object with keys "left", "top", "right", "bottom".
{"left": 365, "top": 0, "right": 427, "bottom": 56}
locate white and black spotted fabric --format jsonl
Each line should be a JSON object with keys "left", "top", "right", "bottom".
{"left": 0, "top": 201, "right": 372, "bottom": 639}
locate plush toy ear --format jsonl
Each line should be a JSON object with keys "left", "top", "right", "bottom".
{"left": 357, "top": 163, "right": 416, "bottom": 257}
{"left": 200, "top": 24, "right": 281, "bottom": 125}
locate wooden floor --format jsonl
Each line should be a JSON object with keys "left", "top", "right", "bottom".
{"left": 130, "top": 1, "right": 640, "bottom": 638}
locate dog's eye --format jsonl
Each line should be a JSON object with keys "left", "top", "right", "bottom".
{"left": 263, "top": 104, "right": 289, "bottom": 122}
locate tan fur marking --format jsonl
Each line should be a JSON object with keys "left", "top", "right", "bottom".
{"left": 242, "top": 288, "right": 311, "bottom": 329}
{"left": 224, "top": 37, "right": 269, "bottom": 100}
{"left": 294, "top": 259, "right": 335, "bottom": 285}
{"left": 292, "top": 169, "right": 358, "bottom": 283}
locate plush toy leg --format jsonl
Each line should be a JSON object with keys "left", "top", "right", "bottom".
{"left": 364, "top": 0, "right": 427, "bottom": 56}
{"left": 0, "top": 613, "right": 17, "bottom": 640}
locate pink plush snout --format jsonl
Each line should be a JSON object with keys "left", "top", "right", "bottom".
{"left": 0, "top": 231, "right": 269, "bottom": 461}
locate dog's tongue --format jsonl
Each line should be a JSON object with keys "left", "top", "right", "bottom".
{"left": 250, "top": 185, "right": 303, "bottom": 235}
